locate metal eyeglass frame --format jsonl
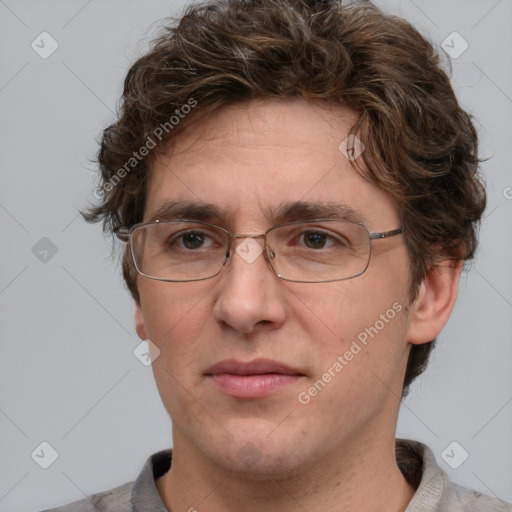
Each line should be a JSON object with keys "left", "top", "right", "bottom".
{"left": 115, "top": 219, "right": 404, "bottom": 283}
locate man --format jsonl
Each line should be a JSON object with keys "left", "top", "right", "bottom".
{"left": 45, "top": 0, "right": 511, "bottom": 510}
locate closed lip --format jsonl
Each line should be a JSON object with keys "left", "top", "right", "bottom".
{"left": 205, "top": 358, "right": 304, "bottom": 376}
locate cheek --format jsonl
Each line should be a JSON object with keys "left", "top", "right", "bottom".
{"left": 292, "top": 293, "right": 410, "bottom": 424}
{"left": 140, "top": 282, "right": 216, "bottom": 417}
{"left": 284, "top": 268, "right": 411, "bottom": 395}
{"left": 287, "top": 273, "right": 407, "bottom": 340}
{"left": 138, "top": 280, "right": 214, "bottom": 357}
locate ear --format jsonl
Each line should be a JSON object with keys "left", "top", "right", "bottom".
{"left": 407, "top": 259, "right": 464, "bottom": 344}
{"left": 135, "top": 302, "right": 148, "bottom": 341}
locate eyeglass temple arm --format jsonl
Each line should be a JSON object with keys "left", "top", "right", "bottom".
{"left": 115, "top": 227, "right": 130, "bottom": 242}
{"left": 369, "top": 227, "right": 403, "bottom": 240}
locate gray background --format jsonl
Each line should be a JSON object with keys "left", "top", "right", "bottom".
{"left": 1, "top": 0, "right": 511, "bottom": 510}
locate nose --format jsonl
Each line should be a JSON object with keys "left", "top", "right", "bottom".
{"left": 212, "top": 237, "right": 287, "bottom": 334}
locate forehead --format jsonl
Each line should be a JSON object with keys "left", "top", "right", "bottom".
{"left": 164, "top": 98, "right": 356, "bottom": 166}
{"left": 144, "top": 99, "right": 399, "bottom": 229}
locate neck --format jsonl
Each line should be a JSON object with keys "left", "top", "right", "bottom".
{"left": 157, "top": 429, "right": 416, "bottom": 512}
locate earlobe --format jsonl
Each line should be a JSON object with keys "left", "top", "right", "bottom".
{"left": 135, "top": 302, "right": 148, "bottom": 341}
{"left": 407, "top": 259, "right": 464, "bottom": 345}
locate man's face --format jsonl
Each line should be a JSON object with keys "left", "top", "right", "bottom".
{"left": 135, "top": 99, "right": 414, "bottom": 476}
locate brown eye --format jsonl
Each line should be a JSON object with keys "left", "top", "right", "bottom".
{"left": 181, "top": 232, "right": 206, "bottom": 249}
{"left": 302, "top": 231, "right": 328, "bottom": 249}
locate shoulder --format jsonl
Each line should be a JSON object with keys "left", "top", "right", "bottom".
{"left": 441, "top": 481, "right": 512, "bottom": 512}
{"left": 396, "top": 439, "right": 512, "bottom": 512}
{"left": 38, "top": 448, "right": 172, "bottom": 512}
{"left": 40, "top": 482, "right": 134, "bottom": 512}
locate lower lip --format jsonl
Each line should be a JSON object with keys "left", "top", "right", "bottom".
{"left": 208, "top": 374, "right": 302, "bottom": 398}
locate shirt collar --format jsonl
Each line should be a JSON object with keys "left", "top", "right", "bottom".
{"left": 130, "top": 440, "right": 446, "bottom": 511}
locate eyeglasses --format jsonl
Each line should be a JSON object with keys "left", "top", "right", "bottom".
{"left": 115, "top": 219, "right": 403, "bottom": 283}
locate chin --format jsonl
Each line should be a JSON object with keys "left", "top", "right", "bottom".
{"left": 217, "top": 449, "right": 306, "bottom": 481}
{"left": 202, "top": 425, "right": 313, "bottom": 479}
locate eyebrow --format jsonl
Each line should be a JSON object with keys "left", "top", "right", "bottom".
{"left": 147, "top": 200, "right": 366, "bottom": 225}
{"left": 269, "top": 201, "right": 365, "bottom": 224}
{"left": 148, "top": 201, "right": 225, "bottom": 223}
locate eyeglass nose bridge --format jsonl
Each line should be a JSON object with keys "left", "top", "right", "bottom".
{"left": 228, "top": 233, "right": 277, "bottom": 264}
{"left": 231, "top": 233, "right": 266, "bottom": 240}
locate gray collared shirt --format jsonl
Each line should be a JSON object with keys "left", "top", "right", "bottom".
{"left": 42, "top": 439, "right": 512, "bottom": 511}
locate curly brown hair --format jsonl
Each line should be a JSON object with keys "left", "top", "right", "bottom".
{"left": 81, "top": 0, "right": 486, "bottom": 397}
